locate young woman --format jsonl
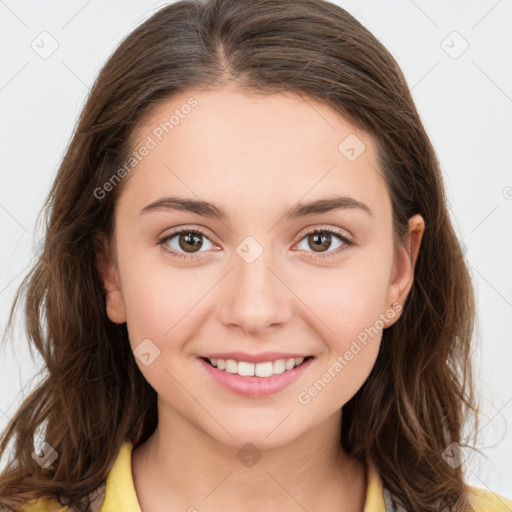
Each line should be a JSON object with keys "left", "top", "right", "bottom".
{"left": 1, "top": 0, "right": 510, "bottom": 511}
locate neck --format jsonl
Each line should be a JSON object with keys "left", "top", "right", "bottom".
{"left": 132, "top": 405, "right": 367, "bottom": 512}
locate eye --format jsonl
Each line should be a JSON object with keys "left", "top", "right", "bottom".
{"left": 157, "top": 227, "right": 217, "bottom": 260}
{"left": 295, "top": 227, "right": 353, "bottom": 259}
{"left": 157, "top": 225, "right": 354, "bottom": 261}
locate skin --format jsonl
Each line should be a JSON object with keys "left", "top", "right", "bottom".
{"left": 96, "top": 84, "right": 424, "bottom": 512}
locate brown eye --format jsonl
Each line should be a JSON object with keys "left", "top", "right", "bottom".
{"left": 178, "top": 232, "right": 203, "bottom": 253}
{"left": 307, "top": 232, "right": 333, "bottom": 252}
{"left": 158, "top": 228, "right": 215, "bottom": 259}
{"left": 296, "top": 227, "right": 353, "bottom": 259}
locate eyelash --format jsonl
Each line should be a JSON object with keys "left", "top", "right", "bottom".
{"left": 157, "top": 226, "right": 354, "bottom": 261}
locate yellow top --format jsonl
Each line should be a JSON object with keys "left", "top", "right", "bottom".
{"left": 18, "top": 441, "right": 512, "bottom": 511}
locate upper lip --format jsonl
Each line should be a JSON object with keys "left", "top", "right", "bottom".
{"left": 200, "top": 352, "right": 313, "bottom": 364}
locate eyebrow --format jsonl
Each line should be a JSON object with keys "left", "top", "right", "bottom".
{"left": 139, "top": 195, "right": 373, "bottom": 220}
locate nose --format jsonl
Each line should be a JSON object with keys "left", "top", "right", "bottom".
{"left": 216, "top": 250, "right": 292, "bottom": 336}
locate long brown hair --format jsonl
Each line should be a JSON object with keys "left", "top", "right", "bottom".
{"left": 0, "top": 0, "right": 479, "bottom": 510}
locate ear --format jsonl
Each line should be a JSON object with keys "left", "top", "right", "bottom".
{"left": 384, "top": 214, "right": 425, "bottom": 327}
{"left": 94, "top": 232, "right": 126, "bottom": 324}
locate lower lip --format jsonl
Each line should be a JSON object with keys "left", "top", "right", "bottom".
{"left": 199, "top": 357, "right": 314, "bottom": 397}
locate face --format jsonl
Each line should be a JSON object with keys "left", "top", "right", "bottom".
{"left": 97, "top": 84, "right": 424, "bottom": 450}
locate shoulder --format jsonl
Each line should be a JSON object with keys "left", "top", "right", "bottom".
{"left": 9, "top": 442, "right": 125, "bottom": 512}
{"left": 467, "top": 485, "right": 512, "bottom": 511}
{"left": 13, "top": 497, "right": 68, "bottom": 512}
{"left": 13, "top": 482, "right": 106, "bottom": 512}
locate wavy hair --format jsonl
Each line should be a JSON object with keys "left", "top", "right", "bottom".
{"left": 0, "top": 0, "right": 479, "bottom": 510}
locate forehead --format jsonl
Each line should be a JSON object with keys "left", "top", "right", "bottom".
{"left": 120, "top": 85, "right": 389, "bottom": 219}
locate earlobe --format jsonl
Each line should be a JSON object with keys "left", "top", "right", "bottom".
{"left": 94, "top": 232, "right": 127, "bottom": 324}
{"left": 384, "top": 214, "right": 425, "bottom": 326}
{"left": 106, "top": 297, "right": 126, "bottom": 324}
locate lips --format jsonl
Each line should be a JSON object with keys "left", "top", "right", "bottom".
{"left": 198, "top": 355, "right": 315, "bottom": 397}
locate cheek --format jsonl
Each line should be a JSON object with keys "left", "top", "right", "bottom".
{"left": 119, "top": 267, "right": 208, "bottom": 395}
{"left": 299, "top": 257, "right": 392, "bottom": 340}
{"left": 294, "top": 270, "right": 386, "bottom": 410}
{"left": 290, "top": 254, "right": 392, "bottom": 397}
{"left": 117, "top": 247, "right": 208, "bottom": 350}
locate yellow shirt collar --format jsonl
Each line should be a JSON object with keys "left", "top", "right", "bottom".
{"left": 101, "top": 441, "right": 387, "bottom": 512}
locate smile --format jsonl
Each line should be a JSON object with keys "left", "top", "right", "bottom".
{"left": 203, "top": 356, "right": 312, "bottom": 377}
{"left": 198, "top": 356, "right": 315, "bottom": 397}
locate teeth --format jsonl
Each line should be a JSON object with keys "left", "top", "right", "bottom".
{"left": 207, "top": 357, "right": 306, "bottom": 378}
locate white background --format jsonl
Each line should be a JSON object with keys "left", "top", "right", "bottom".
{"left": 1, "top": 0, "right": 511, "bottom": 502}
